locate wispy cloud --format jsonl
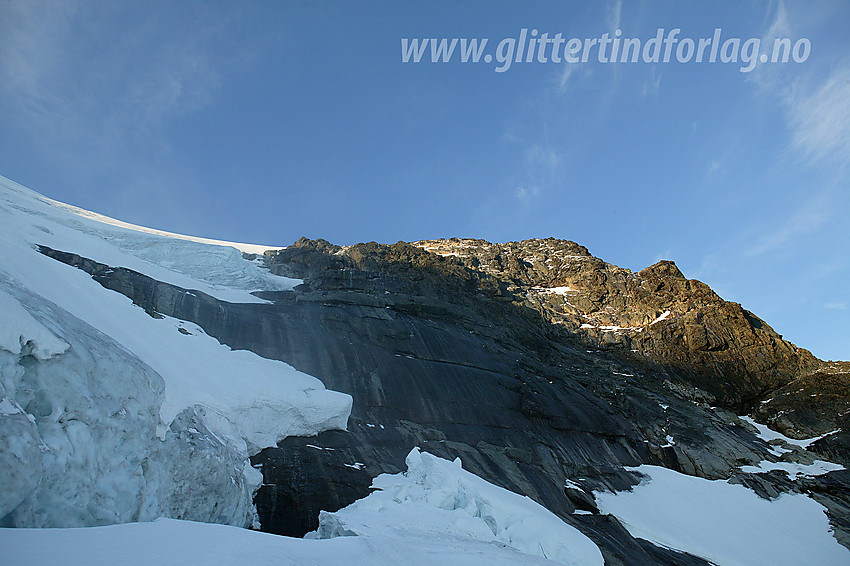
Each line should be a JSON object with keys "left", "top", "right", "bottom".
{"left": 760, "top": 0, "right": 791, "bottom": 47}
{"left": 0, "top": 1, "right": 274, "bottom": 211}
{"left": 515, "top": 185, "right": 540, "bottom": 202}
{"left": 751, "top": 2, "right": 850, "bottom": 166}
{"left": 745, "top": 188, "right": 832, "bottom": 256}
{"left": 505, "top": 144, "right": 562, "bottom": 205}
{"left": 825, "top": 302, "right": 846, "bottom": 310}
{"left": 641, "top": 67, "right": 662, "bottom": 98}
{"left": 549, "top": 1, "right": 623, "bottom": 94}
{"left": 470, "top": 133, "right": 565, "bottom": 235}
{"left": 524, "top": 144, "right": 562, "bottom": 171}
{"left": 786, "top": 67, "right": 850, "bottom": 164}
{"left": 556, "top": 64, "right": 578, "bottom": 93}
{"left": 736, "top": 3, "right": 850, "bottom": 257}
{"left": 606, "top": 0, "right": 622, "bottom": 31}
{"left": 2, "top": 3, "right": 220, "bottom": 147}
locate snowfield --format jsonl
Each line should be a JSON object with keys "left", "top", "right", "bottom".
{"left": 2, "top": 179, "right": 301, "bottom": 305}
{"left": 595, "top": 465, "right": 849, "bottom": 566}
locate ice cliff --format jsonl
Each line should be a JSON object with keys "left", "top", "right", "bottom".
{"left": 0, "top": 176, "right": 352, "bottom": 528}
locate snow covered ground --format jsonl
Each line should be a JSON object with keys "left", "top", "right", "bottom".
{"left": 594, "top": 416, "right": 849, "bottom": 565}
{"left": 42, "top": 192, "right": 283, "bottom": 255}
{"left": 0, "top": 449, "right": 602, "bottom": 566}
{"left": 596, "top": 464, "right": 849, "bottom": 565}
{"left": 739, "top": 458, "right": 844, "bottom": 479}
{"left": 0, "top": 517, "right": 562, "bottom": 566}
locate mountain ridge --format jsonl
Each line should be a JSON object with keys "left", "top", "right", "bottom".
{"left": 267, "top": 236, "right": 844, "bottom": 439}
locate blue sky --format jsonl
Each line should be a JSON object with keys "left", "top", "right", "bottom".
{"left": 1, "top": 1, "right": 848, "bottom": 360}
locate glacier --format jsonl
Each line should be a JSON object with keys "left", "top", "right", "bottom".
{"left": 0, "top": 175, "right": 352, "bottom": 528}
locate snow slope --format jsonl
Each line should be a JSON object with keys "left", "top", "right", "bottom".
{"left": 0, "top": 449, "right": 603, "bottom": 566}
{"left": 0, "top": 176, "right": 299, "bottom": 304}
{"left": 0, "top": 175, "right": 351, "bottom": 527}
{"left": 0, "top": 517, "right": 564, "bottom": 566}
{"left": 595, "top": 465, "right": 849, "bottom": 566}
{"left": 42, "top": 193, "right": 282, "bottom": 255}
{"left": 0, "top": 287, "right": 69, "bottom": 361}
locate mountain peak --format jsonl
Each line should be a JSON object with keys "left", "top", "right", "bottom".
{"left": 640, "top": 259, "right": 686, "bottom": 279}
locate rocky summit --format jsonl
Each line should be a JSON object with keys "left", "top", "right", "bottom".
{"left": 31, "top": 233, "right": 849, "bottom": 564}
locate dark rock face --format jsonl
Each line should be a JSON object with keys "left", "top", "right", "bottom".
{"left": 36, "top": 238, "right": 850, "bottom": 564}
{"left": 801, "top": 470, "right": 850, "bottom": 550}
{"left": 754, "top": 362, "right": 850, "bottom": 440}
{"left": 251, "top": 430, "right": 371, "bottom": 537}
